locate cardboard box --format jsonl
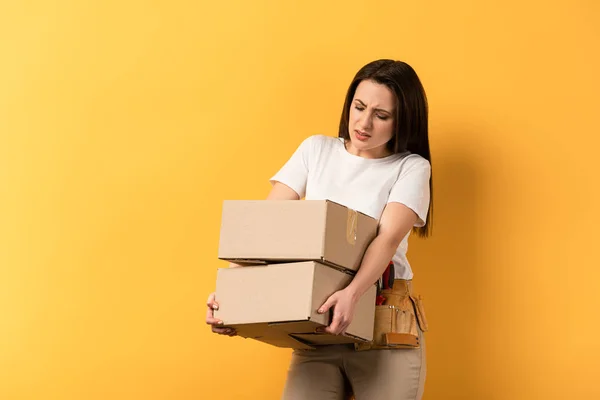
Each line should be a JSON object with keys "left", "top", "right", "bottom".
{"left": 217, "top": 200, "right": 379, "bottom": 272}
{"left": 213, "top": 261, "right": 376, "bottom": 349}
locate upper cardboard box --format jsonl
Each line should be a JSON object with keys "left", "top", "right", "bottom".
{"left": 213, "top": 261, "right": 377, "bottom": 349}
{"left": 218, "top": 200, "right": 379, "bottom": 272}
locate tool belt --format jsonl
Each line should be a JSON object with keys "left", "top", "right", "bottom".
{"left": 355, "top": 278, "right": 429, "bottom": 351}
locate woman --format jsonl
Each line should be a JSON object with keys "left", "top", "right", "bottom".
{"left": 206, "top": 59, "right": 433, "bottom": 400}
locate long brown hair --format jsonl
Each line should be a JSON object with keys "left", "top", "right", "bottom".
{"left": 338, "top": 59, "right": 433, "bottom": 237}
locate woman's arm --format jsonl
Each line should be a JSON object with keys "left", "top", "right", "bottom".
{"left": 266, "top": 182, "right": 301, "bottom": 200}
{"left": 318, "top": 202, "right": 419, "bottom": 335}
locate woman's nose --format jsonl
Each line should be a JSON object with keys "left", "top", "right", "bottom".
{"left": 359, "top": 113, "right": 373, "bottom": 130}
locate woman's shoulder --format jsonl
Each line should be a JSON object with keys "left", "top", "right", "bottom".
{"left": 303, "top": 134, "right": 340, "bottom": 146}
{"left": 298, "top": 134, "right": 341, "bottom": 153}
{"left": 395, "top": 153, "right": 431, "bottom": 179}
{"left": 402, "top": 153, "right": 430, "bottom": 168}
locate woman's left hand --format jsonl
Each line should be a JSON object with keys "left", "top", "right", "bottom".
{"left": 317, "top": 288, "right": 358, "bottom": 335}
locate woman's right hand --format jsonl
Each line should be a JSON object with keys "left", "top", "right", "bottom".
{"left": 206, "top": 292, "right": 237, "bottom": 336}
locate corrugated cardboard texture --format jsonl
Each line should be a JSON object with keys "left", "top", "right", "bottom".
{"left": 213, "top": 261, "right": 376, "bottom": 348}
{"left": 218, "top": 200, "right": 378, "bottom": 272}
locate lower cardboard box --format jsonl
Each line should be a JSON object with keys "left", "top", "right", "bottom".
{"left": 213, "top": 261, "right": 376, "bottom": 349}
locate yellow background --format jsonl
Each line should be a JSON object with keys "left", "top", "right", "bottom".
{"left": 1, "top": 1, "right": 599, "bottom": 399}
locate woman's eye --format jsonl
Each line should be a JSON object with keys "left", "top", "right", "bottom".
{"left": 354, "top": 106, "right": 365, "bottom": 111}
{"left": 377, "top": 115, "right": 389, "bottom": 120}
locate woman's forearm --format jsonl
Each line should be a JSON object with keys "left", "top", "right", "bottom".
{"left": 345, "top": 234, "right": 399, "bottom": 300}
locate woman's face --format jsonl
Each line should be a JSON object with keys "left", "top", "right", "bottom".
{"left": 347, "top": 79, "right": 396, "bottom": 158}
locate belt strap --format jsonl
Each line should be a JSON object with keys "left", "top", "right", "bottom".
{"left": 381, "top": 279, "right": 412, "bottom": 297}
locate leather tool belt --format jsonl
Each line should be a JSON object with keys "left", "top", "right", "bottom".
{"left": 355, "top": 278, "right": 429, "bottom": 351}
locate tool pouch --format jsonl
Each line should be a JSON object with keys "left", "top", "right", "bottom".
{"left": 410, "top": 294, "right": 429, "bottom": 332}
{"left": 355, "top": 281, "right": 428, "bottom": 351}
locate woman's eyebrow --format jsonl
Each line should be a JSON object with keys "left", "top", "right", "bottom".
{"left": 355, "top": 98, "right": 392, "bottom": 115}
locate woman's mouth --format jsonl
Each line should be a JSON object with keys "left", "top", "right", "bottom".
{"left": 355, "top": 130, "right": 370, "bottom": 142}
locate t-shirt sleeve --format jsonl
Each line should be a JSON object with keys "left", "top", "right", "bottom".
{"left": 269, "top": 136, "right": 315, "bottom": 198}
{"left": 387, "top": 156, "right": 431, "bottom": 227}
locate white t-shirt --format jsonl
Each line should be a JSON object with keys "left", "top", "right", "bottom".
{"left": 269, "top": 134, "right": 431, "bottom": 280}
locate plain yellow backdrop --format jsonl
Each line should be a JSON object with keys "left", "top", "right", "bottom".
{"left": 1, "top": 1, "right": 599, "bottom": 399}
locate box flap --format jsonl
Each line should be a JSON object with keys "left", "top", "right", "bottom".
{"left": 268, "top": 320, "right": 321, "bottom": 334}
{"left": 289, "top": 332, "right": 366, "bottom": 345}
{"left": 230, "top": 323, "right": 316, "bottom": 350}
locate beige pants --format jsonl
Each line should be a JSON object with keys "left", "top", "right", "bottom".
{"left": 281, "top": 328, "right": 426, "bottom": 400}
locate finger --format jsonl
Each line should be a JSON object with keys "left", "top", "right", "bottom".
{"left": 338, "top": 321, "right": 350, "bottom": 336}
{"left": 325, "top": 315, "right": 342, "bottom": 335}
{"left": 206, "top": 315, "right": 224, "bottom": 326}
{"left": 212, "top": 326, "right": 232, "bottom": 334}
{"left": 205, "top": 307, "right": 214, "bottom": 323}
{"left": 207, "top": 292, "right": 216, "bottom": 304}
{"left": 318, "top": 295, "right": 337, "bottom": 314}
{"left": 333, "top": 316, "right": 350, "bottom": 335}
{"left": 207, "top": 300, "right": 219, "bottom": 310}
{"left": 339, "top": 316, "right": 351, "bottom": 331}
{"left": 335, "top": 319, "right": 348, "bottom": 335}
{"left": 206, "top": 297, "right": 219, "bottom": 311}
{"left": 325, "top": 325, "right": 339, "bottom": 335}
{"left": 206, "top": 297, "right": 220, "bottom": 322}
{"left": 206, "top": 303, "right": 214, "bottom": 319}
{"left": 221, "top": 328, "right": 237, "bottom": 336}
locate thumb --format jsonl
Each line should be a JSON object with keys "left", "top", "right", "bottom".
{"left": 318, "top": 294, "right": 337, "bottom": 314}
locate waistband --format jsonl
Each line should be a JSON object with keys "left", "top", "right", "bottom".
{"left": 380, "top": 279, "right": 412, "bottom": 296}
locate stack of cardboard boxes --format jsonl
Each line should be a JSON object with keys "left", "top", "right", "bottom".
{"left": 214, "top": 199, "right": 379, "bottom": 350}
